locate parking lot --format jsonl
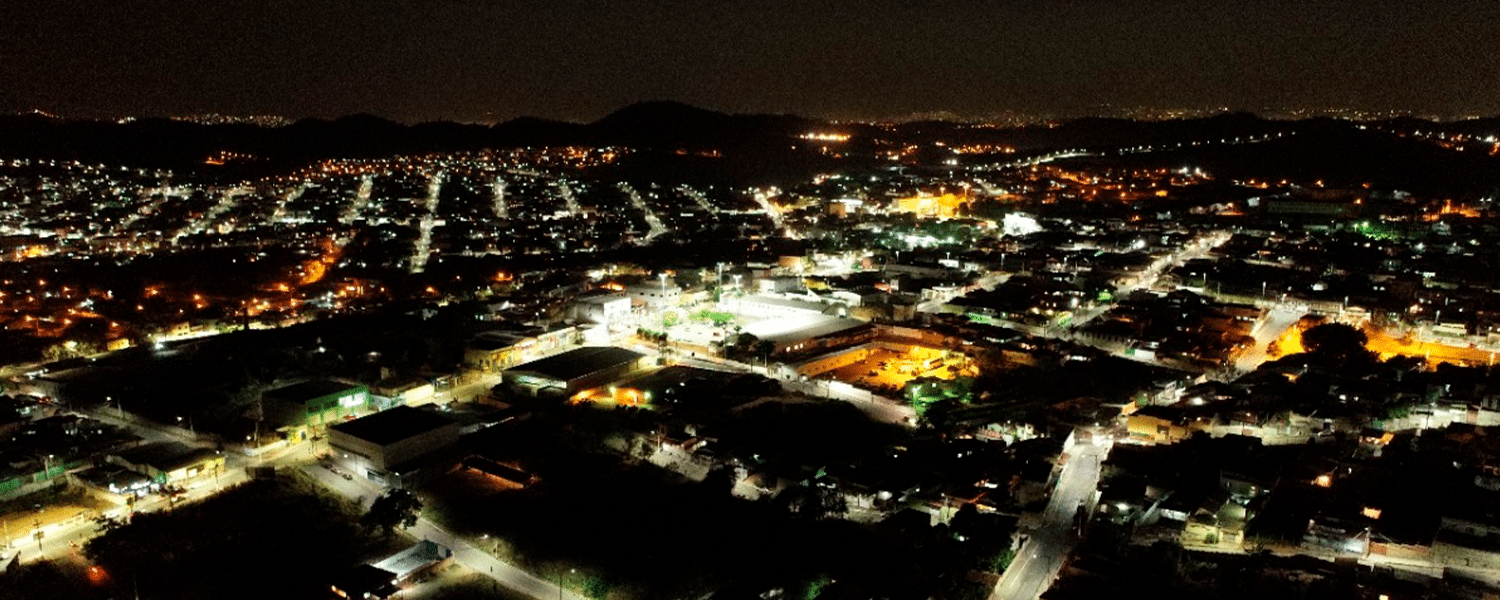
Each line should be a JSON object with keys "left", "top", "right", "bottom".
{"left": 823, "top": 346, "right": 976, "bottom": 394}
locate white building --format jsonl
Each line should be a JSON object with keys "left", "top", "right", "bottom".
{"left": 626, "top": 280, "right": 682, "bottom": 310}
{"left": 572, "top": 291, "right": 631, "bottom": 328}
{"left": 721, "top": 294, "right": 837, "bottom": 320}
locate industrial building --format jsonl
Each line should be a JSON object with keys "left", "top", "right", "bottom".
{"left": 262, "top": 380, "right": 370, "bottom": 427}
{"left": 739, "top": 314, "right": 876, "bottom": 356}
{"left": 330, "top": 539, "right": 454, "bottom": 599}
{"left": 328, "top": 406, "right": 461, "bottom": 484}
{"left": 463, "top": 324, "right": 581, "bottom": 373}
{"left": 501, "top": 346, "right": 646, "bottom": 398}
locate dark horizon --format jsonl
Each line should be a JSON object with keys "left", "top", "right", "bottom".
{"left": 9, "top": 100, "right": 1500, "bottom": 130}
{"left": 6, "top": 1, "right": 1500, "bottom": 124}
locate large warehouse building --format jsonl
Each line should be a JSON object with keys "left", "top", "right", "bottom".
{"left": 328, "top": 406, "right": 461, "bottom": 486}
{"left": 501, "top": 346, "right": 646, "bottom": 398}
{"left": 740, "top": 314, "right": 876, "bottom": 356}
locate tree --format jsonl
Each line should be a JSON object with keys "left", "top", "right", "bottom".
{"left": 362, "top": 489, "right": 423, "bottom": 537}
{"left": 703, "top": 465, "right": 740, "bottom": 496}
{"left": 803, "top": 485, "right": 847, "bottom": 520}
{"left": 754, "top": 340, "right": 777, "bottom": 363}
{"left": 92, "top": 514, "right": 126, "bottom": 534}
{"left": 42, "top": 340, "right": 104, "bottom": 362}
{"left": 1300, "top": 323, "right": 1375, "bottom": 369}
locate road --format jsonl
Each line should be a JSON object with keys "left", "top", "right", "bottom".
{"left": 989, "top": 437, "right": 1110, "bottom": 600}
{"left": 677, "top": 184, "right": 719, "bottom": 216}
{"left": 409, "top": 171, "right": 445, "bottom": 273}
{"left": 10, "top": 404, "right": 575, "bottom": 600}
{"left": 4, "top": 466, "right": 248, "bottom": 564}
{"left": 176, "top": 186, "right": 250, "bottom": 239}
{"left": 1366, "top": 328, "right": 1499, "bottom": 367}
{"left": 339, "top": 175, "right": 376, "bottom": 225}
{"left": 1065, "top": 235, "right": 1215, "bottom": 331}
{"left": 556, "top": 180, "right": 582, "bottom": 216}
{"left": 493, "top": 177, "right": 509, "bottom": 219}
{"left": 1234, "top": 305, "right": 1308, "bottom": 372}
{"left": 3, "top": 508, "right": 99, "bottom": 563}
{"left": 663, "top": 350, "right": 917, "bottom": 426}
{"left": 619, "top": 337, "right": 915, "bottom": 426}
{"left": 443, "top": 373, "right": 503, "bottom": 404}
{"left": 784, "top": 380, "right": 916, "bottom": 426}
{"left": 750, "top": 189, "right": 785, "bottom": 233}
{"left": 299, "top": 463, "right": 584, "bottom": 600}
{"left": 72, "top": 405, "right": 202, "bottom": 446}
{"left": 618, "top": 182, "right": 667, "bottom": 242}
{"left": 977, "top": 151, "right": 1095, "bottom": 171}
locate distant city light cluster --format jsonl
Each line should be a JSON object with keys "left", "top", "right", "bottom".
{"left": 799, "top": 132, "right": 851, "bottom": 143}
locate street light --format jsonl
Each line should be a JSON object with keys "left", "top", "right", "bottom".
{"left": 558, "top": 567, "right": 577, "bottom": 600}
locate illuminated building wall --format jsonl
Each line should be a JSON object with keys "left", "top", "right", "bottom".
{"left": 263, "top": 380, "right": 371, "bottom": 426}
{"left": 895, "top": 193, "right": 966, "bottom": 219}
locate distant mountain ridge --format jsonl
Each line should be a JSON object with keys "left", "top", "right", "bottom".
{"left": 1, "top": 102, "right": 1497, "bottom": 195}
{"left": 0, "top": 101, "right": 816, "bottom": 166}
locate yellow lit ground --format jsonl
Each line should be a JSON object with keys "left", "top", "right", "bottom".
{"left": 570, "top": 386, "right": 648, "bottom": 407}
{"left": 1265, "top": 325, "right": 1495, "bottom": 368}
{"left": 824, "top": 347, "right": 976, "bottom": 391}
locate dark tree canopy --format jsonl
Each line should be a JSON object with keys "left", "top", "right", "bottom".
{"left": 81, "top": 477, "right": 386, "bottom": 600}
{"left": 362, "top": 489, "right": 423, "bottom": 536}
{"left": 1300, "top": 323, "right": 1375, "bottom": 369}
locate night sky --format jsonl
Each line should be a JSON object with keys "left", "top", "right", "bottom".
{"left": 4, "top": 0, "right": 1499, "bottom": 123}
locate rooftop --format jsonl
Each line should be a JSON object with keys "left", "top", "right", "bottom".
{"left": 330, "top": 564, "right": 397, "bottom": 599}
{"left": 738, "top": 294, "right": 831, "bottom": 312}
{"left": 372, "top": 539, "right": 452, "bottom": 581}
{"left": 741, "top": 314, "right": 871, "bottom": 344}
{"left": 114, "top": 442, "right": 217, "bottom": 472}
{"left": 575, "top": 290, "right": 628, "bottom": 304}
{"left": 262, "top": 380, "right": 365, "bottom": 404}
{"left": 330, "top": 406, "right": 457, "bottom": 446}
{"left": 505, "top": 346, "right": 644, "bottom": 381}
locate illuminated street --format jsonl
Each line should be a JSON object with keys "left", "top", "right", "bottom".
{"left": 1366, "top": 328, "right": 1499, "bottom": 367}
{"left": 1234, "top": 305, "right": 1308, "bottom": 371}
{"left": 300, "top": 462, "right": 585, "bottom": 600}
{"left": 990, "top": 438, "right": 1109, "bottom": 600}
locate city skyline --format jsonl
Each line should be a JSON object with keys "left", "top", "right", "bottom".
{"left": 6, "top": 3, "right": 1500, "bottom": 600}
